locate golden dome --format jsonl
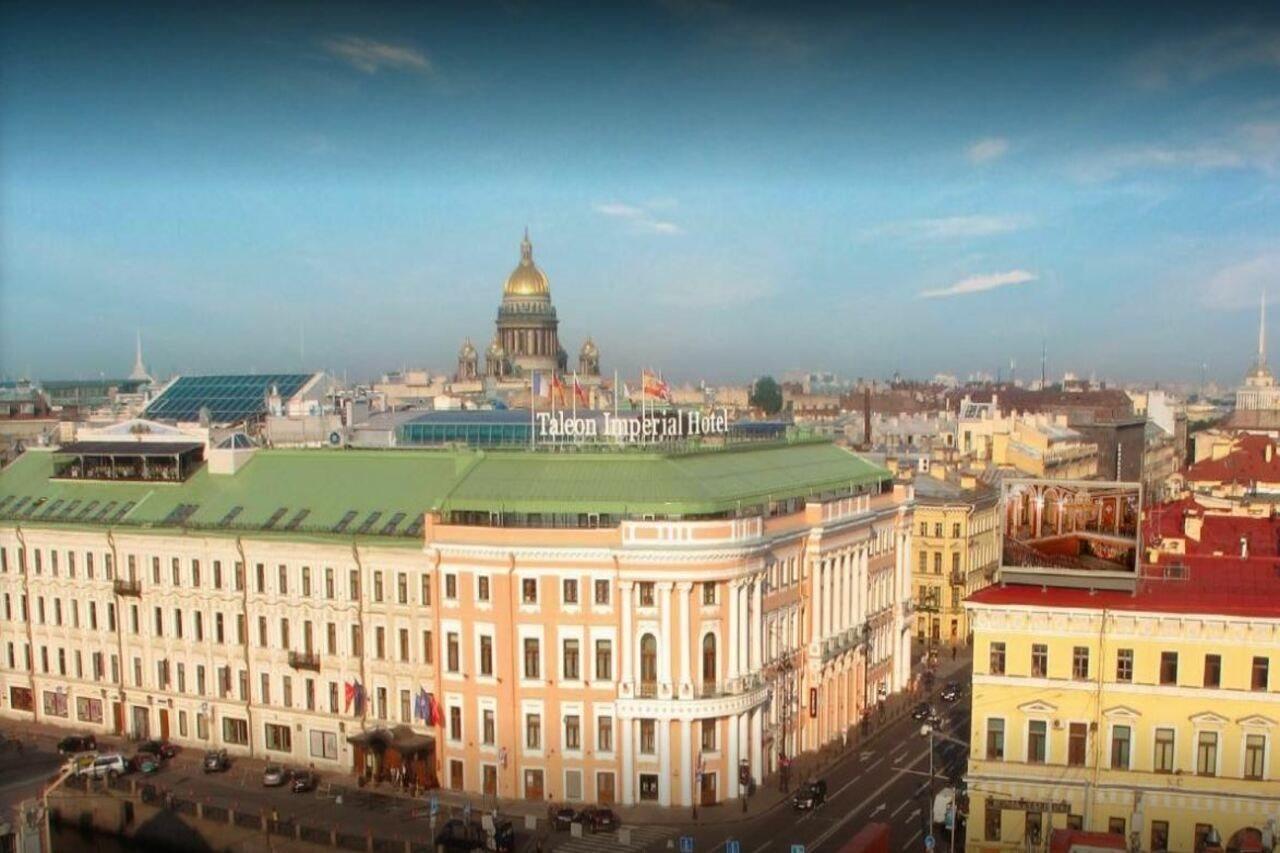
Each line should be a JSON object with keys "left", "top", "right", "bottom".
{"left": 503, "top": 229, "right": 550, "bottom": 297}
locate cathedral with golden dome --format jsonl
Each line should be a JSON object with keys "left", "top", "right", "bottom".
{"left": 455, "top": 231, "right": 602, "bottom": 392}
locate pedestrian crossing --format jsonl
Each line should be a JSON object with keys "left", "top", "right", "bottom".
{"left": 550, "top": 824, "right": 676, "bottom": 852}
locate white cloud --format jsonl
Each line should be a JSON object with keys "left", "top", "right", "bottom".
{"left": 1131, "top": 27, "right": 1280, "bottom": 89}
{"left": 321, "top": 36, "right": 432, "bottom": 75}
{"left": 918, "top": 270, "right": 1037, "bottom": 300}
{"left": 1202, "top": 254, "right": 1280, "bottom": 310}
{"left": 594, "top": 201, "right": 683, "bottom": 235}
{"left": 1075, "top": 122, "right": 1280, "bottom": 181}
{"left": 865, "top": 214, "right": 1029, "bottom": 242}
{"left": 966, "top": 137, "right": 1009, "bottom": 165}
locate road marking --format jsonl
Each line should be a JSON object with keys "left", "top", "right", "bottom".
{"left": 890, "top": 799, "right": 908, "bottom": 818}
{"left": 807, "top": 747, "right": 930, "bottom": 851}
{"left": 828, "top": 757, "right": 882, "bottom": 802}
{"left": 749, "top": 842, "right": 774, "bottom": 853}
{"left": 908, "top": 807, "right": 921, "bottom": 822}
{"left": 870, "top": 803, "right": 886, "bottom": 818}
{"left": 904, "top": 828, "right": 922, "bottom": 849}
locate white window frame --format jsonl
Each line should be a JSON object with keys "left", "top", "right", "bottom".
{"left": 442, "top": 618, "right": 464, "bottom": 679}
{"left": 559, "top": 626, "right": 585, "bottom": 687}
{"left": 1024, "top": 717, "right": 1050, "bottom": 764}
{"left": 1239, "top": 728, "right": 1270, "bottom": 781}
{"left": 561, "top": 700, "right": 584, "bottom": 756}
{"left": 522, "top": 699, "right": 545, "bottom": 757}
{"left": 446, "top": 693, "right": 465, "bottom": 745}
{"left": 477, "top": 697, "right": 498, "bottom": 753}
{"left": 474, "top": 622, "right": 497, "bottom": 684}
{"left": 594, "top": 703, "right": 616, "bottom": 756}
{"left": 518, "top": 624, "right": 546, "bottom": 686}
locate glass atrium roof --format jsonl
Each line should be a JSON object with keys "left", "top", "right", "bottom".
{"left": 145, "top": 374, "right": 312, "bottom": 424}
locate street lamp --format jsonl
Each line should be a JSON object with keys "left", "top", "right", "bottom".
{"left": 776, "top": 656, "right": 794, "bottom": 794}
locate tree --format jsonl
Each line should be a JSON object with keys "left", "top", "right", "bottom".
{"left": 750, "top": 376, "right": 783, "bottom": 415}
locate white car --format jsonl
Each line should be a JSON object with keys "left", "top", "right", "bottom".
{"left": 77, "top": 753, "right": 128, "bottom": 779}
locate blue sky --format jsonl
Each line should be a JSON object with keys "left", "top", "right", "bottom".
{"left": 2, "top": 1, "right": 1279, "bottom": 384}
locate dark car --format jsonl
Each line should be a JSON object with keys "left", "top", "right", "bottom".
{"left": 132, "top": 752, "right": 162, "bottom": 774}
{"left": 575, "top": 807, "right": 619, "bottom": 833}
{"left": 549, "top": 806, "right": 577, "bottom": 831}
{"left": 57, "top": 735, "right": 97, "bottom": 755}
{"left": 433, "top": 819, "right": 485, "bottom": 852}
{"left": 911, "top": 702, "right": 935, "bottom": 721}
{"left": 940, "top": 682, "right": 960, "bottom": 703}
{"left": 792, "top": 779, "right": 827, "bottom": 811}
{"left": 137, "top": 739, "right": 178, "bottom": 759}
{"left": 291, "top": 770, "right": 318, "bottom": 793}
{"left": 203, "top": 749, "right": 230, "bottom": 773}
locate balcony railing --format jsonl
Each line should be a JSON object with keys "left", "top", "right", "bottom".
{"left": 113, "top": 578, "right": 142, "bottom": 597}
{"left": 950, "top": 569, "right": 965, "bottom": 586}
{"left": 287, "top": 651, "right": 321, "bottom": 672}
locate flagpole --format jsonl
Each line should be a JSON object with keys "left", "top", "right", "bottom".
{"left": 530, "top": 371, "right": 536, "bottom": 450}
{"left": 572, "top": 371, "right": 577, "bottom": 419}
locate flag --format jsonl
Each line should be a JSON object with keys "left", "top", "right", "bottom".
{"left": 427, "top": 692, "right": 441, "bottom": 726}
{"left": 551, "top": 374, "right": 567, "bottom": 406}
{"left": 344, "top": 681, "right": 355, "bottom": 714}
{"left": 574, "top": 376, "right": 589, "bottom": 407}
{"left": 643, "top": 370, "right": 670, "bottom": 402}
{"left": 414, "top": 689, "right": 428, "bottom": 723}
{"left": 353, "top": 681, "right": 365, "bottom": 715}
{"left": 531, "top": 372, "right": 550, "bottom": 399}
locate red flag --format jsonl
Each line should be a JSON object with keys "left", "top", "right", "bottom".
{"left": 551, "top": 374, "right": 566, "bottom": 406}
{"left": 343, "top": 681, "right": 355, "bottom": 714}
{"left": 574, "top": 377, "right": 589, "bottom": 407}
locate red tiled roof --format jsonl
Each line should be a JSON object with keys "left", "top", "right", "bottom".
{"left": 1144, "top": 499, "right": 1280, "bottom": 557}
{"left": 1184, "top": 434, "right": 1280, "bottom": 484}
{"left": 969, "top": 557, "right": 1280, "bottom": 618}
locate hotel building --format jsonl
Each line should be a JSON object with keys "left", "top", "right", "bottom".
{"left": 0, "top": 425, "right": 914, "bottom": 808}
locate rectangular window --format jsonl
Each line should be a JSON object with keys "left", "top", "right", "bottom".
{"left": 525, "top": 713, "right": 541, "bottom": 750}
{"left": 594, "top": 579, "right": 610, "bottom": 605}
{"left": 1115, "top": 648, "right": 1133, "bottom": 682}
{"left": 351, "top": 625, "right": 362, "bottom": 656}
{"left": 1110, "top": 725, "right": 1131, "bottom": 769}
{"left": 222, "top": 718, "right": 248, "bottom": 745}
{"left": 702, "top": 582, "right": 716, "bottom": 605}
{"left": 701, "top": 719, "right": 717, "bottom": 752}
{"left": 256, "top": 563, "right": 265, "bottom": 593}
{"left": 309, "top": 731, "right": 338, "bottom": 760}
{"left": 1159, "top": 651, "right": 1178, "bottom": 685}
{"left": 423, "top": 630, "right": 433, "bottom": 665}
{"left": 400, "top": 689, "right": 411, "bottom": 723}
{"left": 171, "top": 557, "right": 180, "bottom": 585}
{"left": 1154, "top": 728, "right": 1175, "bottom": 773}
{"left": 399, "top": 628, "right": 409, "bottom": 662}
{"left": 986, "top": 718, "right": 1005, "bottom": 760}
{"left": 933, "top": 553, "right": 941, "bottom": 573}
{"left": 985, "top": 802, "right": 1002, "bottom": 842}
{"left": 419, "top": 572, "right": 430, "bottom": 604}
{"left": 1151, "top": 821, "right": 1169, "bottom": 853}
{"left": 264, "top": 723, "right": 291, "bottom": 752}
{"left": 349, "top": 569, "right": 360, "bottom": 600}
{"left": 1068, "top": 722, "right": 1087, "bottom": 766}
{"left": 564, "top": 714, "right": 581, "bottom": 750}
{"left": 1253, "top": 656, "right": 1270, "bottom": 691}
{"left": 1072, "top": 647, "right": 1089, "bottom": 680}
{"left": 445, "top": 573, "right": 457, "bottom": 600}
{"left": 1108, "top": 818, "right": 1126, "bottom": 837}
{"left": 1204, "top": 654, "right": 1221, "bottom": 688}
{"left": 482, "top": 709, "right": 495, "bottom": 745}
{"left": 989, "top": 642, "right": 1006, "bottom": 675}
{"left": 521, "top": 578, "right": 537, "bottom": 604}
{"left": 1027, "top": 720, "right": 1047, "bottom": 763}
{"left": 447, "top": 633, "right": 460, "bottom": 672}
{"left": 562, "top": 578, "right": 578, "bottom": 605}
{"left": 523, "top": 638, "right": 540, "bottom": 679}
{"left": 213, "top": 560, "right": 222, "bottom": 588}
{"left": 919, "top": 552, "right": 928, "bottom": 573}
{"left": 1196, "top": 731, "right": 1218, "bottom": 776}
{"left": 282, "top": 675, "right": 293, "bottom": 707}
{"left": 1031, "top": 644, "right": 1048, "bottom": 678}
{"left": 397, "top": 572, "right": 407, "bottom": 604}
{"left": 597, "top": 716, "right": 613, "bottom": 752}
{"left": 638, "top": 582, "right": 655, "bottom": 607}
{"left": 639, "top": 719, "right": 656, "bottom": 754}
{"left": 476, "top": 576, "right": 489, "bottom": 602}
{"left": 1244, "top": 733, "right": 1266, "bottom": 780}
{"left": 595, "top": 639, "right": 612, "bottom": 681}
{"left": 191, "top": 559, "right": 200, "bottom": 587}
{"left": 480, "top": 635, "right": 493, "bottom": 676}
{"left": 375, "top": 626, "right": 385, "bottom": 659}
{"left": 372, "top": 571, "right": 382, "bottom": 602}
{"left": 563, "top": 638, "right": 580, "bottom": 681}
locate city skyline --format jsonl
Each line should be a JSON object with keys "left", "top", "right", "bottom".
{"left": 3, "top": 1, "right": 1279, "bottom": 383}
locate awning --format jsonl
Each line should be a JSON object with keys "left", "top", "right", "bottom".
{"left": 346, "top": 728, "right": 392, "bottom": 748}
{"left": 390, "top": 725, "right": 435, "bottom": 755}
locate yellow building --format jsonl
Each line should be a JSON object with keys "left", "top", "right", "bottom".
{"left": 964, "top": 517, "right": 1280, "bottom": 851}
{"left": 911, "top": 470, "right": 999, "bottom": 646}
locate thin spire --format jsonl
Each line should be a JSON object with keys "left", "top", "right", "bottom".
{"left": 520, "top": 227, "right": 532, "bottom": 263}
{"left": 130, "top": 329, "right": 151, "bottom": 382}
{"left": 1260, "top": 291, "right": 1267, "bottom": 370}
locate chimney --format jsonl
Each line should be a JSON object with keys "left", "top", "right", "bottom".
{"left": 1267, "top": 444, "right": 1274, "bottom": 463}
{"left": 1241, "top": 535, "right": 1249, "bottom": 558}
{"left": 865, "top": 384, "right": 875, "bottom": 448}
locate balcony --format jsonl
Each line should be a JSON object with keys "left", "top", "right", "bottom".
{"left": 619, "top": 674, "right": 768, "bottom": 716}
{"left": 950, "top": 569, "right": 965, "bottom": 586}
{"left": 112, "top": 578, "right": 142, "bottom": 597}
{"left": 287, "top": 651, "right": 321, "bottom": 672}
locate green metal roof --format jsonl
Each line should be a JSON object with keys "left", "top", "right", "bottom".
{"left": 0, "top": 441, "right": 888, "bottom": 541}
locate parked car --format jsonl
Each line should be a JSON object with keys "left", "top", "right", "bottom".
{"left": 792, "top": 779, "right": 827, "bottom": 811}
{"left": 575, "top": 807, "right": 619, "bottom": 833}
{"left": 911, "top": 702, "right": 935, "bottom": 721}
{"left": 203, "top": 749, "right": 230, "bottom": 773}
{"left": 76, "top": 753, "right": 128, "bottom": 780}
{"left": 57, "top": 735, "right": 97, "bottom": 756}
{"left": 940, "top": 682, "right": 960, "bottom": 703}
{"left": 291, "top": 770, "right": 318, "bottom": 793}
{"left": 137, "top": 739, "right": 178, "bottom": 759}
{"left": 549, "top": 805, "right": 577, "bottom": 831}
{"left": 132, "top": 752, "right": 162, "bottom": 774}
{"left": 262, "top": 763, "right": 292, "bottom": 787}
{"left": 434, "top": 819, "right": 486, "bottom": 852}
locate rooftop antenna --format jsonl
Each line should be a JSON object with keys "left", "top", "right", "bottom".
{"left": 1041, "top": 339, "right": 1047, "bottom": 389}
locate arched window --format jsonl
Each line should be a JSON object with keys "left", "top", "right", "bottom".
{"left": 702, "top": 633, "right": 717, "bottom": 689}
{"left": 639, "top": 634, "right": 658, "bottom": 686}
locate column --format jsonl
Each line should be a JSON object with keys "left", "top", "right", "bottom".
{"left": 679, "top": 718, "right": 693, "bottom": 807}
{"left": 727, "top": 712, "right": 740, "bottom": 799}
{"left": 809, "top": 560, "right": 821, "bottom": 642}
{"left": 738, "top": 583, "right": 749, "bottom": 677}
{"left": 750, "top": 578, "right": 763, "bottom": 671}
{"left": 738, "top": 712, "right": 749, "bottom": 783}
{"left": 620, "top": 581, "right": 634, "bottom": 686}
{"left": 824, "top": 560, "right": 834, "bottom": 638}
{"left": 677, "top": 582, "right": 692, "bottom": 692}
{"left": 727, "top": 580, "right": 740, "bottom": 680}
{"left": 658, "top": 582, "right": 673, "bottom": 689}
{"left": 622, "top": 718, "right": 634, "bottom": 804}
{"left": 847, "top": 552, "right": 856, "bottom": 632}
{"left": 749, "top": 708, "right": 763, "bottom": 784}
{"left": 658, "top": 719, "right": 672, "bottom": 807}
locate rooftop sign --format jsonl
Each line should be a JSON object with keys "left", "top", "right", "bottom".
{"left": 535, "top": 409, "right": 730, "bottom": 444}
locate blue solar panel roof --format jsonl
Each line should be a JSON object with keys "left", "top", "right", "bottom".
{"left": 145, "top": 374, "right": 313, "bottom": 424}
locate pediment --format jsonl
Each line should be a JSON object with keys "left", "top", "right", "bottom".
{"left": 1236, "top": 714, "right": 1277, "bottom": 729}
{"left": 1188, "top": 711, "right": 1229, "bottom": 727}
{"left": 1017, "top": 699, "right": 1058, "bottom": 715}
{"left": 1102, "top": 705, "right": 1142, "bottom": 719}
